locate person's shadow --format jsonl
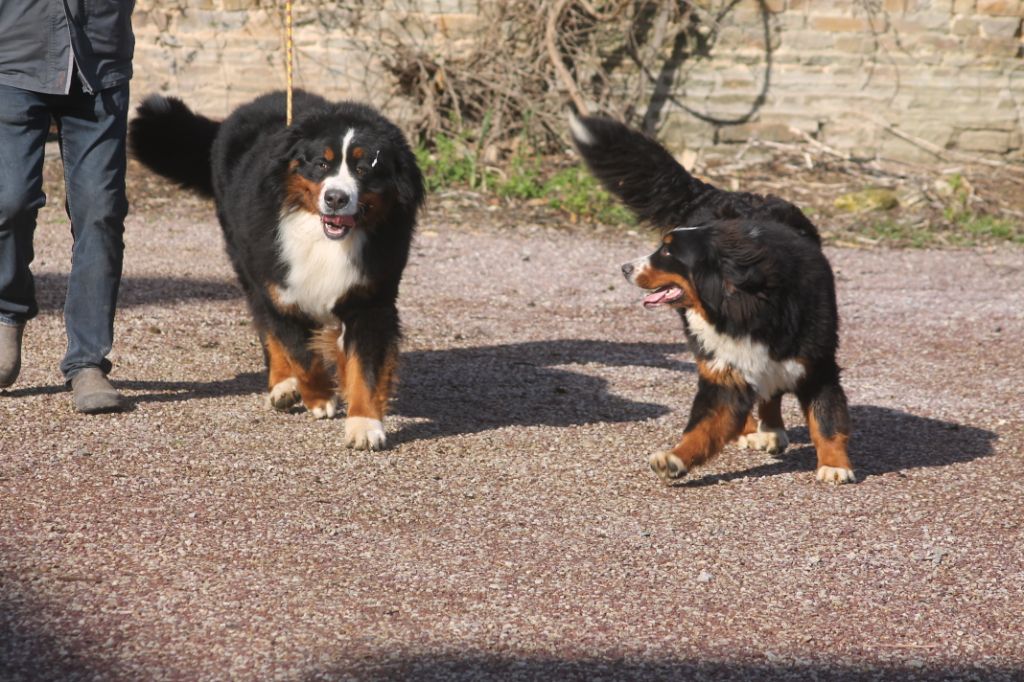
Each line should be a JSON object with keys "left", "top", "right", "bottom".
{"left": 32, "top": 273, "right": 241, "bottom": 311}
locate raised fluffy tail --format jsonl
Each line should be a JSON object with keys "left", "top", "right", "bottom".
{"left": 568, "top": 112, "right": 713, "bottom": 229}
{"left": 128, "top": 95, "right": 220, "bottom": 198}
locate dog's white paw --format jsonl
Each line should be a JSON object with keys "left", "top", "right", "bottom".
{"left": 816, "top": 466, "right": 856, "bottom": 484}
{"left": 309, "top": 396, "right": 340, "bottom": 420}
{"left": 737, "top": 427, "right": 789, "bottom": 455}
{"left": 268, "top": 377, "right": 300, "bottom": 410}
{"left": 345, "top": 417, "right": 386, "bottom": 450}
{"left": 649, "top": 450, "right": 687, "bottom": 483}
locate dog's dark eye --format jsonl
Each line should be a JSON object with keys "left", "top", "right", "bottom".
{"left": 355, "top": 166, "right": 367, "bottom": 177}
{"left": 317, "top": 160, "right": 330, "bottom": 170}
{"left": 660, "top": 246, "right": 671, "bottom": 257}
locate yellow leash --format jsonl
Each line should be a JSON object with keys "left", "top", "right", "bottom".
{"left": 285, "top": 0, "right": 294, "bottom": 126}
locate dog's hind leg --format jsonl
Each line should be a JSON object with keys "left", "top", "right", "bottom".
{"left": 797, "top": 370, "right": 855, "bottom": 484}
{"left": 736, "top": 394, "right": 789, "bottom": 454}
{"left": 263, "top": 329, "right": 338, "bottom": 418}
{"left": 650, "top": 379, "right": 752, "bottom": 483}
{"left": 264, "top": 332, "right": 301, "bottom": 410}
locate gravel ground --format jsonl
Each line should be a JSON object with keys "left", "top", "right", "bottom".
{"left": 2, "top": 177, "right": 1023, "bottom": 681}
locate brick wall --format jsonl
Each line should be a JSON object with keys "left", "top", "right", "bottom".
{"left": 659, "top": 0, "right": 1024, "bottom": 163}
{"left": 131, "top": 0, "right": 1024, "bottom": 163}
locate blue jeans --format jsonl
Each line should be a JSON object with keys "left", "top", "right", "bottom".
{"left": 0, "top": 77, "right": 128, "bottom": 380}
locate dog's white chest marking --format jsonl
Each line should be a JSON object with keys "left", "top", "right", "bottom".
{"left": 685, "top": 310, "right": 805, "bottom": 398}
{"left": 275, "top": 210, "right": 367, "bottom": 322}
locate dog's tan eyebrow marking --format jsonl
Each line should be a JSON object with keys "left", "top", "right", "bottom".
{"left": 663, "top": 234, "right": 673, "bottom": 244}
{"left": 352, "top": 146, "right": 365, "bottom": 160}
{"left": 323, "top": 147, "right": 335, "bottom": 161}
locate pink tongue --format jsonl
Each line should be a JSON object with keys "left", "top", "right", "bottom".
{"left": 643, "top": 286, "right": 682, "bottom": 308}
{"left": 323, "top": 214, "right": 356, "bottom": 228}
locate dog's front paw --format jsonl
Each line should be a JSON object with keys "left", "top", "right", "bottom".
{"left": 649, "top": 450, "right": 687, "bottom": 483}
{"left": 268, "top": 377, "right": 301, "bottom": 411}
{"left": 737, "top": 428, "right": 789, "bottom": 455}
{"left": 816, "top": 466, "right": 856, "bottom": 484}
{"left": 345, "top": 417, "right": 386, "bottom": 451}
{"left": 309, "top": 395, "right": 340, "bottom": 420}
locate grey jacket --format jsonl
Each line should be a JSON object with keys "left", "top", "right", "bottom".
{"left": 0, "top": 0, "right": 135, "bottom": 94}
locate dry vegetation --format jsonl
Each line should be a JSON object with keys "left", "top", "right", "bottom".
{"left": 337, "top": 0, "right": 710, "bottom": 155}
{"left": 315, "top": 0, "right": 1021, "bottom": 247}
{"left": 45, "top": 1, "right": 1023, "bottom": 246}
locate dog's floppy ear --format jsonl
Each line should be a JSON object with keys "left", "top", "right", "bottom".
{"left": 715, "top": 238, "right": 775, "bottom": 326}
{"left": 271, "top": 123, "right": 306, "bottom": 166}
{"left": 687, "top": 224, "right": 772, "bottom": 323}
{"left": 723, "top": 258, "right": 769, "bottom": 295}
{"left": 393, "top": 144, "right": 425, "bottom": 210}
{"left": 693, "top": 267, "right": 727, "bottom": 319}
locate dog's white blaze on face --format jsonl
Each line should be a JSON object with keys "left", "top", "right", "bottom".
{"left": 275, "top": 210, "right": 368, "bottom": 322}
{"left": 685, "top": 310, "right": 806, "bottom": 399}
{"left": 318, "top": 128, "right": 359, "bottom": 216}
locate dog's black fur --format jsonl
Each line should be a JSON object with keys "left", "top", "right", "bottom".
{"left": 130, "top": 90, "right": 424, "bottom": 450}
{"left": 570, "top": 113, "right": 854, "bottom": 483}
{"left": 569, "top": 114, "right": 821, "bottom": 244}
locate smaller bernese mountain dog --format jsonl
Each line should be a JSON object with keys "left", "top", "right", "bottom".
{"left": 570, "top": 113, "right": 855, "bottom": 484}
{"left": 129, "top": 90, "right": 424, "bottom": 450}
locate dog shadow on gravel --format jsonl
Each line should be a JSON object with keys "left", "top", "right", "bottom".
{"left": 391, "top": 340, "right": 689, "bottom": 444}
{"left": 680, "top": 404, "right": 998, "bottom": 486}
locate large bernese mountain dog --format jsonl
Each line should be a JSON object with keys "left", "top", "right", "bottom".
{"left": 570, "top": 113, "right": 855, "bottom": 484}
{"left": 129, "top": 90, "right": 424, "bottom": 450}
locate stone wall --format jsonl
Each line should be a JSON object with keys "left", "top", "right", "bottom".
{"left": 660, "top": 0, "right": 1024, "bottom": 163}
{"left": 131, "top": 1, "right": 483, "bottom": 125}
{"left": 131, "top": 0, "right": 1024, "bottom": 163}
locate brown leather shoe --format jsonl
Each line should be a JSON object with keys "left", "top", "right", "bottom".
{"left": 0, "top": 323, "right": 24, "bottom": 389}
{"left": 71, "top": 367, "right": 125, "bottom": 414}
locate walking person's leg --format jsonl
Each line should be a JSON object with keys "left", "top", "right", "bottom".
{"left": 52, "top": 79, "right": 130, "bottom": 412}
{"left": 0, "top": 85, "right": 50, "bottom": 388}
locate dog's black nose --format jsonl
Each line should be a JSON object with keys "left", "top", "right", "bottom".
{"left": 323, "top": 189, "right": 350, "bottom": 210}
{"left": 621, "top": 262, "right": 634, "bottom": 278}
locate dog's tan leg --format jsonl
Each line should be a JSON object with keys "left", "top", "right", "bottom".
{"left": 798, "top": 376, "right": 855, "bottom": 484}
{"left": 738, "top": 411, "right": 758, "bottom": 438}
{"left": 264, "top": 333, "right": 301, "bottom": 410}
{"left": 297, "top": 354, "right": 339, "bottom": 419}
{"left": 339, "top": 347, "right": 395, "bottom": 450}
{"left": 264, "top": 333, "right": 338, "bottom": 418}
{"left": 650, "top": 382, "right": 750, "bottom": 482}
{"left": 736, "top": 394, "right": 789, "bottom": 454}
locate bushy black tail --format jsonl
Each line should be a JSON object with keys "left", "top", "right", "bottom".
{"left": 128, "top": 95, "right": 220, "bottom": 198}
{"left": 569, "top": 113, "right": 713, "bottom": 229}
